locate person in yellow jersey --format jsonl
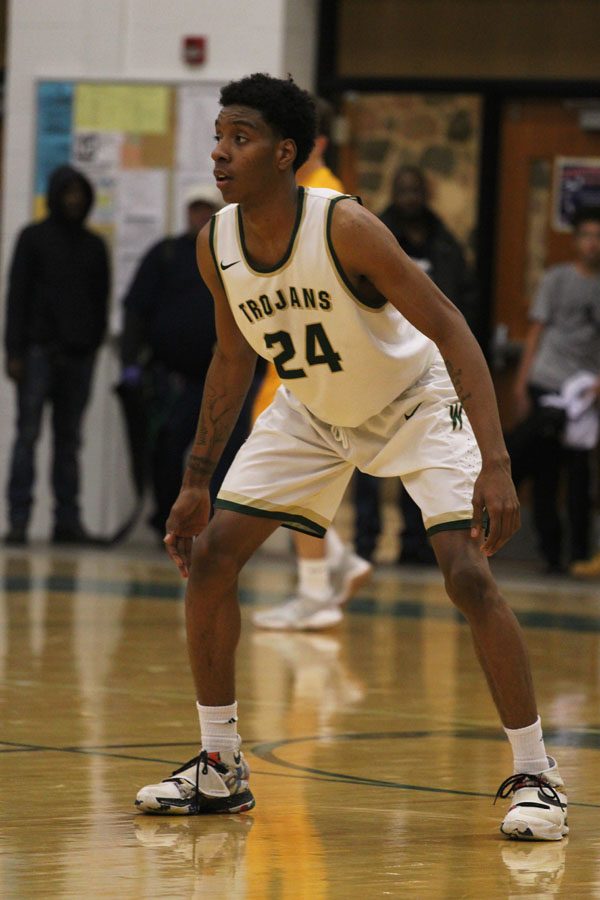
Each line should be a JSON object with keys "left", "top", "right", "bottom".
{"left": 135, "top": 74, "right": 568, "bottom": 843}
{"left": 252, "top": 96, "right": 371, "bottom": 631}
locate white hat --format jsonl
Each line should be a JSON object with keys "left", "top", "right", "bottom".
{"left": 185, "top": 183, "right": 223, "bottom": 209}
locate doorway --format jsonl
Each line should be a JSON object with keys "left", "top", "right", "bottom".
{"left": 493, "top": 98, "right": 600, "bottom": 424}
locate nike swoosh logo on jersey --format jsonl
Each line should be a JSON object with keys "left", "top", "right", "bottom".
{"left": 404, "top": 402, "right": 422, "bottom": 420}
{"left": 220, "top": 260, "right": 240, "bottom": 270}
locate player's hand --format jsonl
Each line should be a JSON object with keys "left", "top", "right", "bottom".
{"left": 471, "top": 460, "right": 520, "bottom": 557}
{"left": 164, "top": 486, "right": 211, "bottom": 578}
{"left": 5, "top": 356, "right": 24, "bottom": 382}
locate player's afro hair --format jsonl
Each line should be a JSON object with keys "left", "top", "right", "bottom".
{"left": 219, "top": 73, "right": 316, "bottom": 172}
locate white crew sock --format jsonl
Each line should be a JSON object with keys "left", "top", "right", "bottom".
{"left": 504, "top": 716, "right": 549, "bottom": 774}
{"left": 325, "top": 527, "right": 346, "bottom": 568}
{"left": 197, "top": 701, "right": 240, "bottom": 753}
{"left": 297, "top": 558, "right": 332, "bottom": 601}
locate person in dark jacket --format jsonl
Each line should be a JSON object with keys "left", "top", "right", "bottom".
{"left": 4, "top": 165, "right": 110, "bottom": 545}
{"left": 119, "top": 185, "right": 261, "bottom": 539}
{"left": 354, "top": 165, "right": 479, "bottom": 564}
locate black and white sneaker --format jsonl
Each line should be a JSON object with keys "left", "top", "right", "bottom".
{"left": 135, "top": 749, "right": 255, "bottom": 815}
{"left": 496, "top": 757, "right": 568, "bottom": 841}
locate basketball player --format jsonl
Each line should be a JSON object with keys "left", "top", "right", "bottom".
{"left": 135, "top": 74, "right": 567, "bottom": 841}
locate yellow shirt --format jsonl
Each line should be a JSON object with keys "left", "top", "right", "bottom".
{"left": 300, "top": 165, "right": 345, "bottom": 193}
{"left": 251, "top": 167, "right": 346, "bottom": 421}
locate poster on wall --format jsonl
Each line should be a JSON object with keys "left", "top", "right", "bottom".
{"left": 35, "top": 79, "right": 222, "bottom": 330}
{"left": 553, "top": 157, "right": 600, "bottom": 231}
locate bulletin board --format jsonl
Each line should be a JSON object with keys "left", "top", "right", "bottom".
{"left": 35, "top": 79, "right": 222, "bottom": 323}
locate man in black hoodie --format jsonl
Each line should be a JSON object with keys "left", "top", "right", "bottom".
{"left": 354, "top": 165, "right": 478, "bottom": 564}
{"left": 4, "top": 165, "right": 110, "bottom": 544}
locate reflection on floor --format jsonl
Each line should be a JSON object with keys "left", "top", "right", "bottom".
{"left": 1, "top": 543, "right": 599, "bottom": 898}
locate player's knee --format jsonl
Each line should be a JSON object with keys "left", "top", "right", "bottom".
{"left": 188, "top": 532, "right": 242, "bottom": 591}
{"left": 444, "top": 559, "right": 497, "bottom": 617}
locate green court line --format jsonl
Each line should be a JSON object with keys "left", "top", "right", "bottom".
{"left": 2, "top": 732, "right": 598, "bottom": 806}
{"left": 251, "top": 730, "right": 600, "bottom": 807}
{"left": 2, "top": 573, "right": 600, "bottom": 634}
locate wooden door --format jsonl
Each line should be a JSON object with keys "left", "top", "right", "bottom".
{"left": 494, "top": 99, "right": 600, "bottom": 341}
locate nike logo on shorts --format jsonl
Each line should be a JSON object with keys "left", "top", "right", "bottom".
{"left": 220, "top": 260, "right": 240, "bottom": 270}
{"left": 404, "top": 402, "right": 422, "bottom": 421}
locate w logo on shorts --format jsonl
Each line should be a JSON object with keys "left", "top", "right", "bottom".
{"left": 448, "top": 402, "right": 464, "bottom": 431}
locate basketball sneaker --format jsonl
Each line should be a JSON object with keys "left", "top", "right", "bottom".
{"left": 329, "top": 548, "right": 373, "bottom": 606}
{"left": 251, "top": 592, "right": 343, "bottom": 630}
{"left": 496, "top": 757, "right": 568, "bottom": 841}
{"left": 135, "top": 748, "right": 255, "bottom": 815}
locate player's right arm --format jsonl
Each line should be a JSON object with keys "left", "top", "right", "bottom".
{"left": 164, "top": 222, "right": 257, "bottom": 577}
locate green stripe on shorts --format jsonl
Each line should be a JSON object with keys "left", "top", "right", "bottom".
{"left": 214, "top": 498, "right": 327, "bottom": 538}
{"left": 426, "top": 519, "right": 472, "bottom": 537}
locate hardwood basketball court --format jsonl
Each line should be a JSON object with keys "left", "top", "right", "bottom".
{"left": 1, "top": 543, "right": 598, "bottom": 897}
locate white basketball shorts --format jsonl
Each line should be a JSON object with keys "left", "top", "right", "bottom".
{"left": 215, "top": 358, "right": 482, "bottom": 538}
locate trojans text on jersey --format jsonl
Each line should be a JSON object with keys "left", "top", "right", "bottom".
{"left": 238, "top": 286, "right": 332, "bottom": 324}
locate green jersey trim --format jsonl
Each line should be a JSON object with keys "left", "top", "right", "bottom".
{"left": 208, "top": 214, "right": 226, "bottom": 292}
{"left": 236, "top": 186, "right": 307, "bottom": 275}
{"left": 325, "top": 195, "right": 387, "bottom": 310}
{"left": 214, "top": 497, "right": 326, "bottom": 537}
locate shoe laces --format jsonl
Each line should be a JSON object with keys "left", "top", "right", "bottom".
{"left": 493, "top": 772, "right": 563, "bottom": 807}
{"left": 169, "top": 750, "right": 229, "bottom": 813}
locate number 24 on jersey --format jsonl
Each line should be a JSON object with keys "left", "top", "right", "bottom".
{"left": 264, "top": 323, "right": 343, "bottom": 379}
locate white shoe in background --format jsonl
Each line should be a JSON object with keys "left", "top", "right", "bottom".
{"left": 329, "top": 548, "right": 373, "bottom": 607}
{"left": 252, "top": 593, "right": 343, "bottom": 631}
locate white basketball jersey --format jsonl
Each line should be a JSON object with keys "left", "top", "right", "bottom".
{"left": 210, "top": 186, "right": 438, "bottom": 427}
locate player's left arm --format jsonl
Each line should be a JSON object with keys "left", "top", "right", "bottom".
{"left": 330, "top": 201, "right": 519, "bottom": 555}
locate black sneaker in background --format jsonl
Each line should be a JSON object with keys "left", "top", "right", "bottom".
{"left": 4, "top": 526, "right": 27, "bottom": 546}
{"left": 52, "top": 524, "right": 101, "bottom": 545}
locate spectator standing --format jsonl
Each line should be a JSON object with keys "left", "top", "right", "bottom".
{"left": 4, "top": 165, "right": 109, "bottom": 545}
{"left": 510, "top": 207, "right": 600, "bottom": 573}
{"left": 120, "top": 185, "right": 258, "bottom": 539}
{"left": 354, "top": 165, "right": 478, "bottom": 564}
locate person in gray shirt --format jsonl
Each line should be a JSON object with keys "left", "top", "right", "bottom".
{"left": 512, "top": 206, "right": 600, "bottom": 572}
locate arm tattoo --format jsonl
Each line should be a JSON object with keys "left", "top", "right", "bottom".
{"left": 187, "top": 378, "right": 248, "bottom": 476}
{"left": 444, "top": 358, "right": 473, "bottom": 406}
{"left": 187, "top": 454, "right": 214, "bottom": 478}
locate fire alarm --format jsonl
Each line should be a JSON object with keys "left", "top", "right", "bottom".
{"left": 183, "top": 36, "right": 207, "bottom": 66}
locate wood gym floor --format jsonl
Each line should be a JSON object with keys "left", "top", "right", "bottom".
{"left": 1, "top": 540, "right": 600, "bottom": 898}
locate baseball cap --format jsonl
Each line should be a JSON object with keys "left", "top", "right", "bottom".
{"left": 185, "top": 184, "right": 223, "bottom": 209}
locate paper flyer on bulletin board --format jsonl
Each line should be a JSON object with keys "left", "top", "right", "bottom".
{"left": 34, "top": 79, "right": 222, "bottom": 328}
{"left": 74, "top": 84, "right": 170, "bottom": 134}
{"left": 553, "top": 157, "right": 600, "bottom": 231}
